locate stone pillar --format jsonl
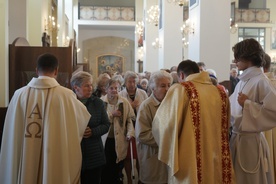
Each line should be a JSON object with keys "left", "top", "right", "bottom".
{"left": 0, "top": 0, "right": 9, "bottom": 106}
{"left": 188, "top": 0, "right": 230, "bottom": 81}
{"left": 135, "top": 0, "right": 144, "bottom": 73}
{"left": 143, "top": 0, "right": 159, "bottom": 72}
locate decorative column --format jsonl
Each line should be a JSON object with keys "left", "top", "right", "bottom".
{"left": 135, "top": 0, "right": 144, "bottom": 73}
{"left": 159, "top": 0, "right": 183, "bottom": 69}
{"left": 143, "top": 0, "right": 159, "bottom": 72}
{"left": 188, "top": 0, "right": 230, "bottom": 81}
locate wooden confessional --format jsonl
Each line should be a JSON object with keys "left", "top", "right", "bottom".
{"left": 0, "top": 37, "right": 87, "bottom": 149}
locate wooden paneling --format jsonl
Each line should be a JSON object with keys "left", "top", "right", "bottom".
{"left": 9, "top": 37, "right": 76, "bottom": 101}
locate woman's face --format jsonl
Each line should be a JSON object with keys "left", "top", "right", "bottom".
{"left": 233, "top": 59, "right": 251, "bottom": 71}
{"left": 153, "top": 78, "right": 171, "bottom": 102}
{"left": 141, "top": 82, "right": 147, "bottom": 90}
{"left": 74, "top": 80, "right": 93, "bottom": 99}
{"left": 107, "top": 82, "right": 119, "bottom": 99}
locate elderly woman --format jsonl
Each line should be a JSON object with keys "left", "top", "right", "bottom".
{"left": 100, "top": 79, "right": 135, "bottom": 184}
{"left": 70, "top": 71, "right": 110, "bottom": 184}
{"left": 135, "top": 70, "right": 173, "bottom": 184}
{"left": 230, "top": 38, "right": 276, "bottom": 183}
{"left": 93, "top": 73, "right": 111, "bottom": 97}
{"left": 119, "top": 71, "right": 148, "bottom": 183}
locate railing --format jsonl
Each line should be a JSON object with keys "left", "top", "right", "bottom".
{"left": 79, "top": 6, "right": 135, "bottom": 21}
{"left": 234, "top": 8, "right": 270, "bottom": 23}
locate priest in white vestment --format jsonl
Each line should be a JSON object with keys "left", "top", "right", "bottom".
{"left": 230, "top": 39, "right": 276, "bottom": 184}
{"left": 0, "top": 53, "right": 91, "bottom": 184}
{"left": 152, "top": 60, "right": 236, "bottom": 184}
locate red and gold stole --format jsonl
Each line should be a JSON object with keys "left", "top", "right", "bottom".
{"left": 181, "top": 81, "right": 232, "bottom": 184}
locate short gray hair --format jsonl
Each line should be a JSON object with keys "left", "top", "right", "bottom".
{"left": 112, "top": 74, "right": 124, "bottom": 86}
{"left": 140, "top": 78, "right": 148, "bottom": 85}
{"left": 124, "top": 71, "right": 139, "bottom": 84}
{"left": 70, "top": 71, "right": 93, "bottom": 91}
{"left": 148, "top": 70, "right": 173, "bottom": 90}
{"left": 97, "top": 73, "right": 111, "bottom": 86}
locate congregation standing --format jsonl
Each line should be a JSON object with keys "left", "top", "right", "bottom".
{"left": 1, "top": 38, "right": 276, "bottom": 184}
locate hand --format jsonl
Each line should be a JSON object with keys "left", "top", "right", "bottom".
{"left": 237, "top": 92, "right": 248, "bottom": 107}
{"left": 130, "top": 100, "right": 139, "bottom": 109}
{"left": 83, "top": 126, "right": 92, "bottom": 138}
{"left": 126, "top": 136, "right": 134, "bottom": 141}
{"left": 112, "top": 110, "right": 122, "bottom": 117}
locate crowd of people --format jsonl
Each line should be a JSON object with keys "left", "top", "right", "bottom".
{"left": 1, "top": 38, "right": 276, "bottom": 184}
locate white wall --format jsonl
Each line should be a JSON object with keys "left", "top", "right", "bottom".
{"left": 9, "top": 0, "right": 26, "bottom": 43}
{"left": 189, "top": 0, "right": 230, "bottom": 81}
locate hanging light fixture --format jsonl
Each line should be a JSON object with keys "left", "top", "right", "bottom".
{"left": 180, "top": 19, "right": 195, "bottom": 35}
{"left": 167, "top": 0, "right": 188, "bottom": 7}
{"left": 146, "top": 5, "right": 159, "bottom": 26}
{"left": 152, "top": 38, "right": 162, "bottom": 49}
{"left": 44, "top": 15, "right": 60, "bottom": 33}
{"left": 180, "top": 19, "right": 194, "bottom": 47}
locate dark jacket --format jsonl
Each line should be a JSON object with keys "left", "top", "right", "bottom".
{"left": 81, "top": 95, "right": 110, "bottom": 170}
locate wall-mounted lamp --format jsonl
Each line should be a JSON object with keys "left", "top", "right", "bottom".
{"left": 180, "top": 19, "right": 195, "bottom": 35}
{"left": 44, "top": 16, "right": 60, "bottom": 33}
{"left": 230, "top": 18, "right": 238, "bottom": 34}
{"left": 180, "top": 19, "right": 194, "bottom": 47}
{"left": 152, "top": 38, "right": 162, "bottom": 49}
{"left": 63, "top": 36, "right": 70, "bottom": 47}
{"left": 135, "top": 21, "right": 144, "bottom": 47}
{"left": 135, "top": 21, "right": 144, "bottom": 37}
{"left": 182, "top": 37, "right": 189, "bottom": 47}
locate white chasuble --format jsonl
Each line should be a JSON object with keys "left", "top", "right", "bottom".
{"left": 0, "top": 77, "right": 91, "bottom": 184}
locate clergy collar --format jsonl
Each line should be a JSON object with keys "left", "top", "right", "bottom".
{"left": 38, "top": 75, "right": 54, "bottom": 79}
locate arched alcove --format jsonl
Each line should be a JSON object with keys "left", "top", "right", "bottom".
{"left": 83, "top": 36, "right": 134, "bottom": 78}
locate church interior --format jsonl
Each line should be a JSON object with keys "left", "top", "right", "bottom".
{"left": 1, "top": 0, "right": 276, "bottom": 151}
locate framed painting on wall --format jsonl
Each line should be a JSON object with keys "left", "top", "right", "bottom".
{"left": 96, "top": 54, "right": 124, "bottom": 76}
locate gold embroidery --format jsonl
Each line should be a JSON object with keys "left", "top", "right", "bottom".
{"left": 181, "top": 82, "right": 233, "bottom": 184}
{"left": 217, "top": 87, "right": 232, "bottom": 184}
{"left": 182, "top": 81, "right": 202, "bottom": 184}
